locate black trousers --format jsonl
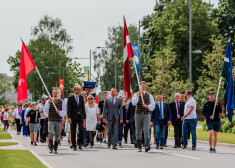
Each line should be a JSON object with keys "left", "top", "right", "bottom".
{"left": 124, "top": 123, "right": 132, "bottom": 143}
{"left": 174, "top": 119, "right": 182, "bottom": 146}
{"left": 40, "top": 119, "right": 46, "bottom": 141}
{"left": 164, "top": 126, "right": 168, "bottom": 145}
{"left": 15, "top": 119, "right": 22, "bottom": 133}
{"left": 71, "top": 119, "right": 84, "bottom": 147}
{"left": 45, "top": 118, "right": 48, "bottom": 137}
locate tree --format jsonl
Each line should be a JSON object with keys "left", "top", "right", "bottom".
{"left": 0, "top": 97, "right": 9, "bottom": 106}
{"left": 141, "top": 0, "right": 219, "bottom": 91}
{"left": 31, "top": 15, "right": 73, "bottom": 54}
{"left": 8, "top": 16, "right": 83, "bottom": 101}
{"left": 0, "top": 74, "right": 11, "bottom": 95}
{"left": 195, "top": 35, "right": 226, "bottom": 109}
{"left": 93, "top": 24, "right": 139, "bottom": 93}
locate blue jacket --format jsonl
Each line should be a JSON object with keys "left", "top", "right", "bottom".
{"left": 126, "top": 101, "right": 136, "bottom": 123}
{"left": 151, "top": 102, "right": 172, "bottom": 125}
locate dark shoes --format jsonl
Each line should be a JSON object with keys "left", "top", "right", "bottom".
{"left": 49, "top": 140, "right": 53, "bottom": 153}
{"left": 137, "top": 140, "right": 142, "bottom": 152}
{"left": 79, "top": 145, "right": 82, "bottom": 150}
{"left": 107, "top": 143, "right": 111, "bottom": 148}
{"left": 163, "top": 144, "right": 167, "bottom": 147}
{"left": 182, "top": 144, "right": 187, "bottom": 149}
{"left": 134, "top": 143, "right": 137, "bottom": 148}
{"left": 160, "top": 146, "right": 163, "bottom": 149}
{"left": 113, "top": 145, "right": 117, "bottom": 150}
{"left": 192, "top": 147, "right": 196, "bottom": 150}
{"left": 73, "top": 147, "right": 77, "bottom": 151}
{"left": 145, "top": 145, "right": 151, "bottom": 152}
{"left": 156, "top": 145, "right": 159, "bottom": 149}
{"left": 119, "top": 143, "right": 122, "bottom": 148}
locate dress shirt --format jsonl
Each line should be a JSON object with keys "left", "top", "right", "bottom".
{"left": 175, "top": 101, "right": 181, "bottom": 119}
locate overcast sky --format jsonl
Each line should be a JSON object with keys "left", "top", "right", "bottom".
{"left": 0, "top": 0, "right": 218, "bottom": 77}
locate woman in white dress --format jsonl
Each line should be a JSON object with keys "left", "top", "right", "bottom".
{"left": 85, "top": 95, "right": 100, "bottom": 148}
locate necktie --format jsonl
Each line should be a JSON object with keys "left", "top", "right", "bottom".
{"left": 177, "top": 102, "right": 180, "bottom": 116}
{"left": 75, "top": 96, "right": 79, "bottom": 105}
{"left": 112, "top": 97, "right": 114, "bottom": 106}
{"left": 160, "top": 103, "right": 162, "bottom": 119}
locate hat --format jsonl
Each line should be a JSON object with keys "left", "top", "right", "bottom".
{"left": 31, "top": 102, "right": 37, "bottom": 106}
{"left": 209, "top": 91, "right": 215, "bottom": 95}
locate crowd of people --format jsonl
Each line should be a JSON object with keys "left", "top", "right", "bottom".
{"left": 0, "top": 81, "right": 223, "bottom": 154}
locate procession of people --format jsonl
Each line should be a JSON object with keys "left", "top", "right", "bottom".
{"left": 0, "top": 81, "right": 224, "bottom": 154}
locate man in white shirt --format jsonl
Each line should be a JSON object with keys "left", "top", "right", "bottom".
{"left": 131, "top": 81, "right": 155, "bottom": 152}
{"left": 181, "top": 90, "right": 197, "bottom": 150}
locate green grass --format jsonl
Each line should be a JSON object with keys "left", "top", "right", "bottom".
{"left": 168, "top": 128, "right": 235, "bottom": 144}
{"left": 0, "top": 142, "right": 18, "bottom": 146}
{"left": 0, "top": 150, "right": 47, "bottom": 168}
{"left": 0, "top": 133, "right": 12, "bottom": 140}
{"left": 0, "top": 128, "right": 4, "bottom": 132}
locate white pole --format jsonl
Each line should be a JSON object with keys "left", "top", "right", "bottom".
{"left": 132, "top": 57, "right": 145, "bottom": 104}
{"left": 212, "top": 76, "right": 222, "bottom": 116}
{"left": 35, "top": 67, "right": 58, "bottom": 111}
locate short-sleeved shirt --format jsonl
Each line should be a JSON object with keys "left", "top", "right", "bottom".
{"left": 26, "top": 109, "right": 40, "bottom": 123}
{"left": 37, "top": 103, "right": 45, "bottom": 119}
{"left": 184, "top": 97, "right": 197, "bottom": 119}
{"left": 3, "top": 112, "right": 9, "bottom": 120}
{"left": 98, "top": 100, "right": 104, "bottom": 115}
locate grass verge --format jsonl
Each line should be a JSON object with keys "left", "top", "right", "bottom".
{"left": 168, "top": 128, "right": 235, "bottom": 144}
{"left": 0, "top": 133, "right": 12, "bottom": 140}
{"left": 0, "top": 142, "right": 18, "bottom": 146}
{"left": 0, "top": 150, "right": 47, "bottom": 168}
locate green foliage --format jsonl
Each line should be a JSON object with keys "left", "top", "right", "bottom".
{"left": 195, "top": 36, "right": 226, "bottom": 109}
{"left": 0, "top": 97, "right": 9, "bottom": 106}
{"left": 7, "top": 16, "right": 84, "bottom": 101}
{"left": 141, "top": 0, "right": 219, "bottom": 92}
{"left": 0, "top": 74, "right": 11, "bottom": 95}
{"left": 202, "top": 120, "right": 208, "bottom": 131}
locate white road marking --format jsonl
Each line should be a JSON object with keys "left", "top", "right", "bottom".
{"left": 153, "top": 150, "right": 200, "bottom": 160}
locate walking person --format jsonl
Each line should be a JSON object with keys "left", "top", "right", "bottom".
{"left": 202, "top": 91, "right": 222, "bottom": 153}
{"left": 85, "top": 95, "right": 100, "bottom": 148}
{"left": 170, "top": 93, "right": 185, "bottom": 148}
{"left": 25, "top": 102, "right": 31, "bottom": 136}
{"left": 151, "top": 94, "right": 172, "bottom": 149}
{"left": 117, "top": 95, "right": 125, "bottom": 148}
{"left": 26, "top": 102, "right": 41, "bottom": 146}
{"left": 103, "top": 88, "right": 123, "bottom": 150}
{"left": 81, "top": 91, "right": 89, "bottom": 147}
{"left": 181, "top": 90, "right": 197, "bottom": 150}
{"left": 131, "top": 81, "right": 155, "bottom": 152}
{"left": 123, "top": 100, "right": 132, "bottom": 144}
{"left": 37, "top": 97, "right": 47, "bottom": 142}
{"left": 21, "top": 104, "right": 29, "bottom": 136}
{"left": 3, "top": 108, "right": 10, "bottom": 133}
{"left": 44, "top": 88, "right": 66, "bottom": 154}
{"left": 67, "top": 86, "right": 86, "bottom": 151}
{"left": 98, "top": 91, "right": 108, "bottom": 144}
{"left": 14, "top": 105, "right": 22, "bottom": 135}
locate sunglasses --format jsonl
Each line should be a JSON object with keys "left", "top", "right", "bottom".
{"left": 88, "top": 98, "right": 93, "bottom": 100}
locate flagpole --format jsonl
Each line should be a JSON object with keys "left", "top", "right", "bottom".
{"left": 132, "top": 57, "right": 145, "bottom": 104}
{"left": 35, "top": 66, "right": 58, "bottom": 111}
{"left": 212, "top": 76, "right": 222, "bottom": 117}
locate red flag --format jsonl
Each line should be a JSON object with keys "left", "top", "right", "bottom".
{"left": 18, "top": 42, "right": 36, "bottom": 104}
{"left": 123, "top": 17, "right": 135, "bottom": 99}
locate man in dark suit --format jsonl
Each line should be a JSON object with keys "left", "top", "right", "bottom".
{"left": 151, "top": 94, "right": 171, "bottom": 149}
{"left": 126, "top": 101, "right": 137, "bottom": 148}
{"left": 67, "top": 86, "right": 86, "bottom": 151}
{"left": 170, "top": 93, "right": 185, "bottom": 148}
{"left": 103, "top": 88, "right": 123, "bottom": 150}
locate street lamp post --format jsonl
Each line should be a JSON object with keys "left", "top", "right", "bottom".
{"left": 159, "top": 0, "right": 202, "bottom": 90}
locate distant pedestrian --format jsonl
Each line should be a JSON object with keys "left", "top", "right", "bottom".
{"left": 3, "top": 108, "right": 10, "bottom": 133}
{"left": 26, "top": 102, "right": 41, "bottom": 146}
{"left": 21, "top": 104, "right": 29, "bottom": 136}
{"left": 202, "top": 91, "right": 222, "bottom": 153}
{"left": 14, "top": 104, "right": 22, "bottom": 135}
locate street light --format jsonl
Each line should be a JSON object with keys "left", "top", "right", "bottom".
{"left": 159, "top": 0, "right": 202, "bottom": 90}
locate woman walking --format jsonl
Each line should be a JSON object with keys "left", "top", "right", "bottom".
{"left": 85, "top": 95, "right": 100, "bottom": 148}
{"left": 3, "top": 108, "right": 10, "bottom": 133}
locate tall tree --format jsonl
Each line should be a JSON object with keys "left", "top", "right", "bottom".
{"left": 0, "top": 74, "right": 11, "bottom": 95}
{"left": 141, "top": 0, "right": 219, "bottom": 91}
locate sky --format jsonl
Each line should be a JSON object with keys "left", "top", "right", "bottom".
{"left": 0, "top": 0, "right": 219, "bottom": 78}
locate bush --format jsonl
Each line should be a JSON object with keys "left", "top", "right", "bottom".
{"left": 232, "top": 127, "right": 235, "bottom": 134}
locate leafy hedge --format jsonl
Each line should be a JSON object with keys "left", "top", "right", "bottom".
{"left": 202, "top": 117, "right": 235, "bottom": 133}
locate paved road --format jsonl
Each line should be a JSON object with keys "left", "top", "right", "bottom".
{"left": 8, "top": 128, "right": 235, "bottom": 168}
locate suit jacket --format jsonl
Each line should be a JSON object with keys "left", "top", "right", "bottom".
{"left": 169, "top": 101, "right": 185, "bottom": 126}
{"left": 103, "top": 97, "right": 123, "bottom": 121}
{"left": 151, "top": 102, "right": 172, "bottom": 125}
{"left": 67, "top": 95, "right": 86, "bottom": 120}
{"left": 126, "top": 101, "right": 136, "bottom": 123}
